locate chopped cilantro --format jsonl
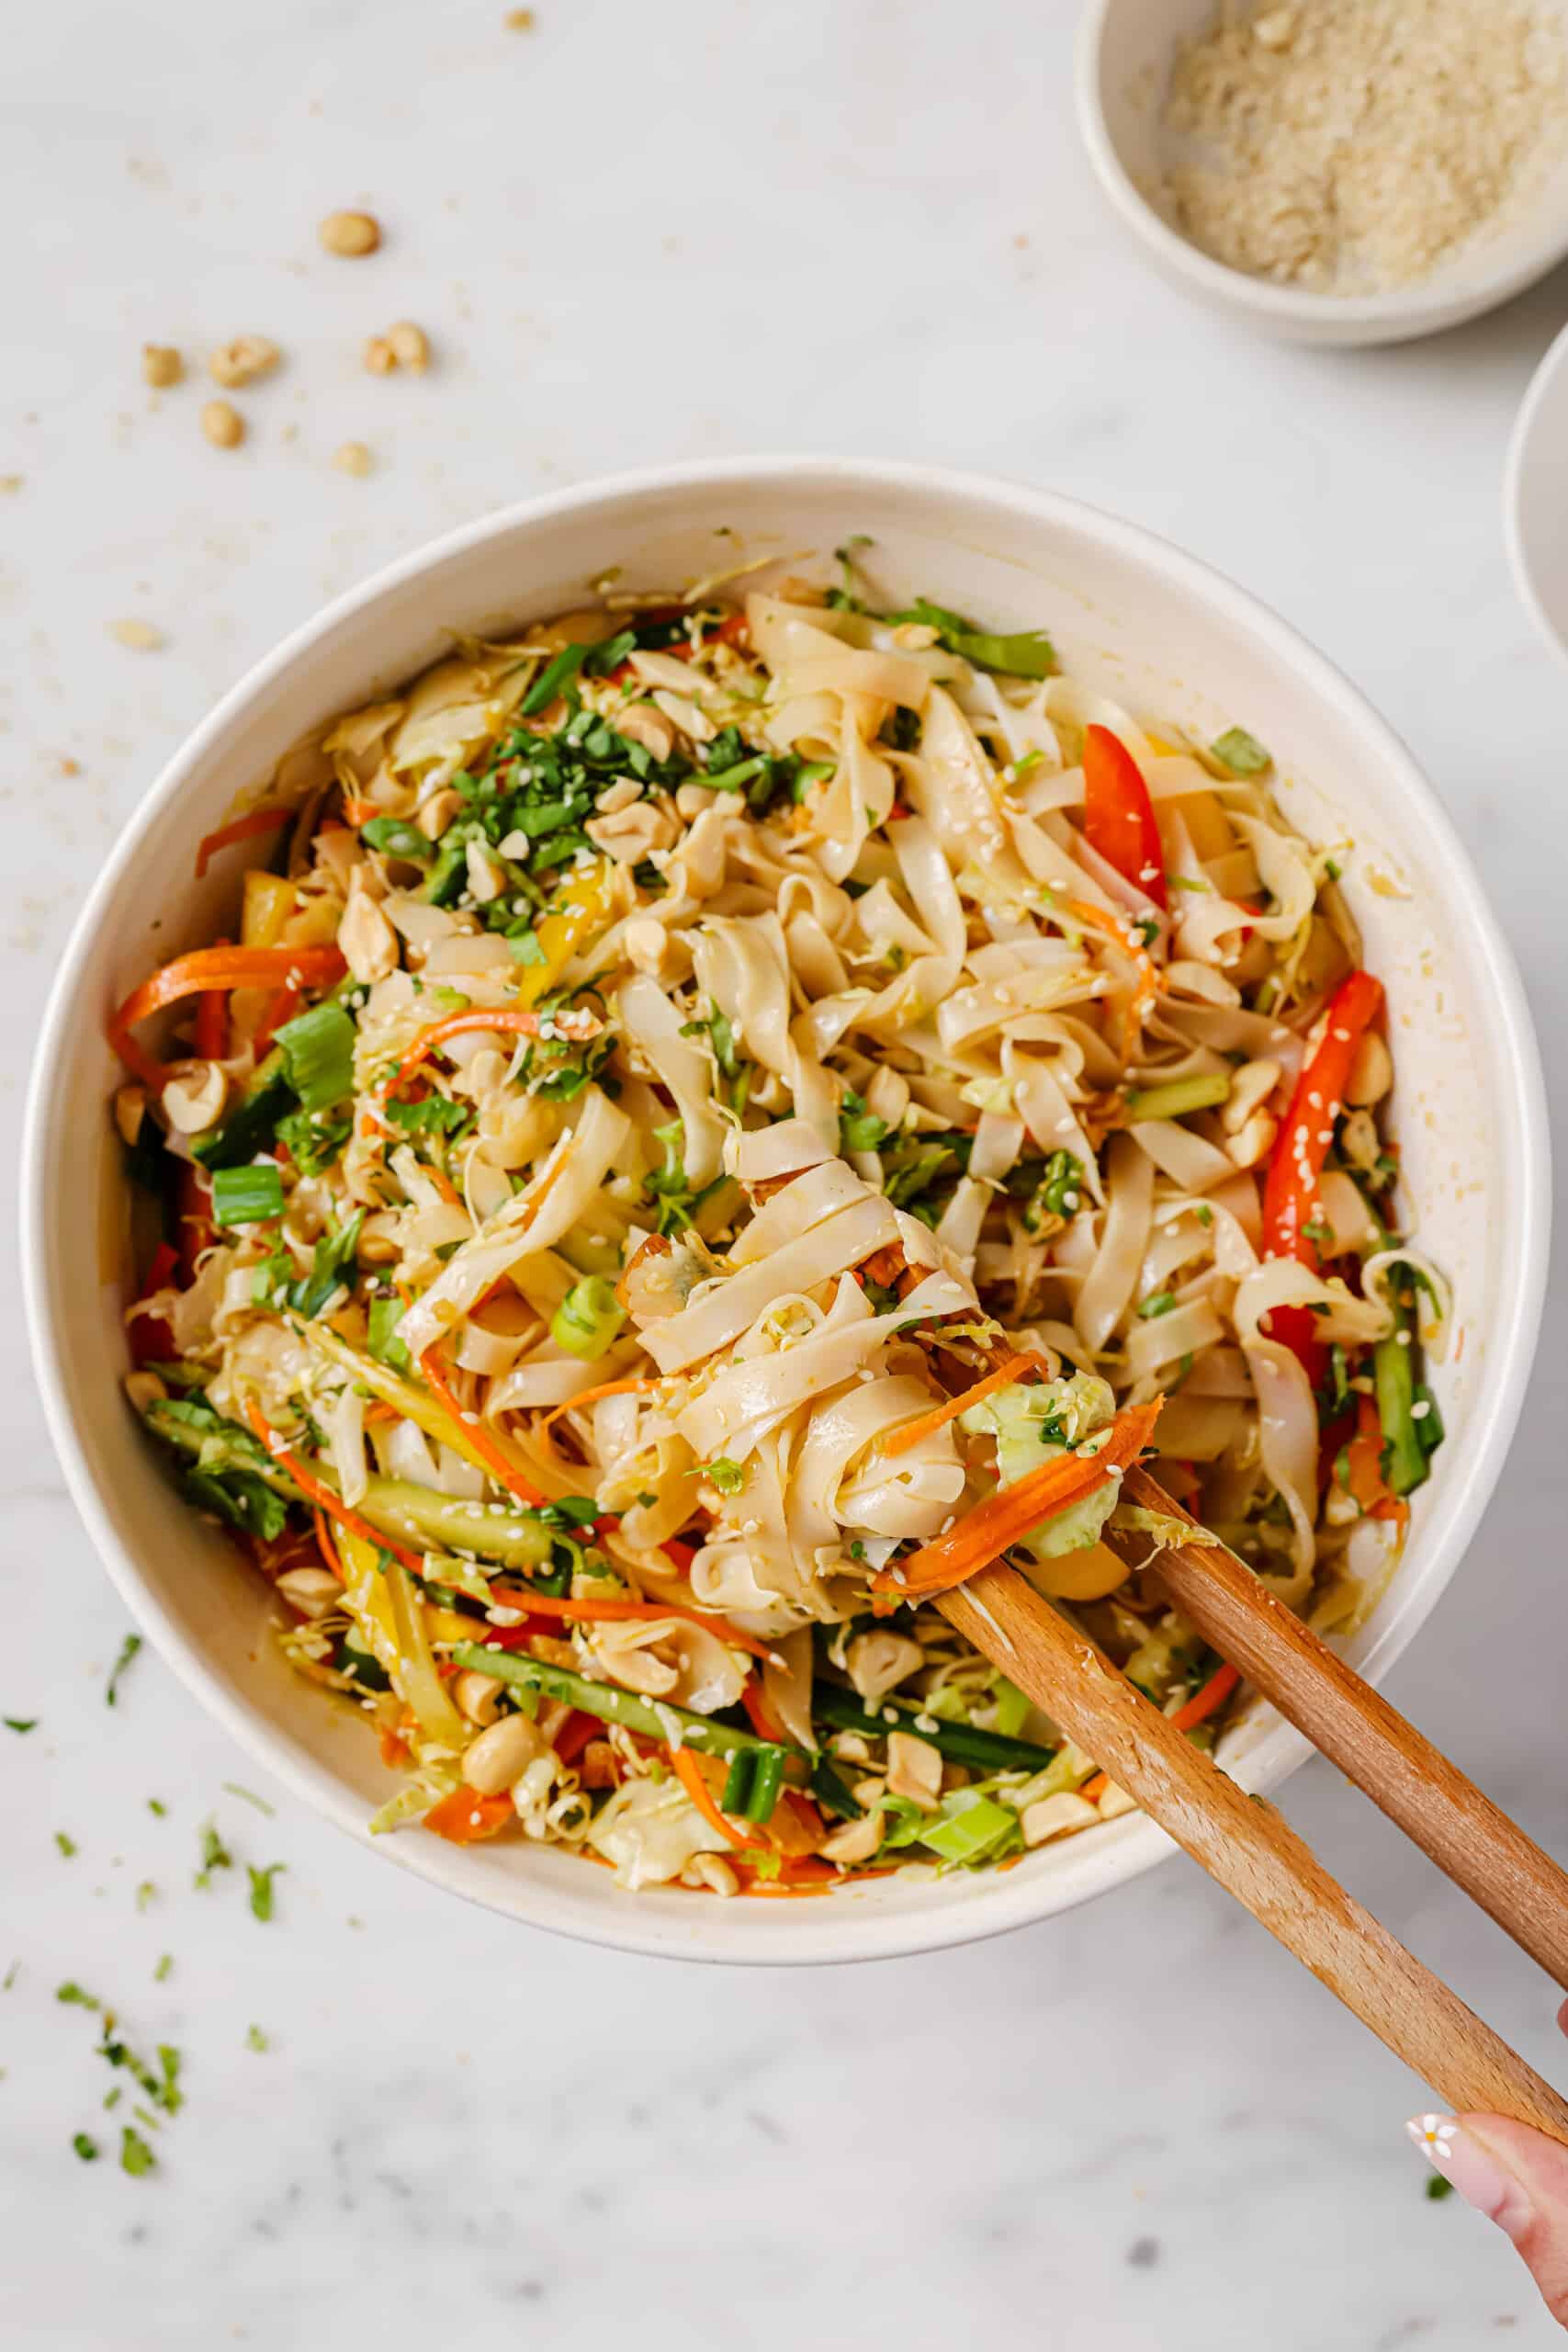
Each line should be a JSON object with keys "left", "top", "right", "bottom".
{"left": 247, "top": 1863, "right": 286, "bottom": 1923}
{"left": 73, "top": 2133, "right": 100, "bottom": 2162}
{"left": 119, "top": 2126, "right": 156, "bottom": 2178}
{"left": 3, "top": 1716, "right": 36, "bottom": 1734}
{"left": 642, "top": 1119, "right": 727, "bottom": 1237}
{"left": 246, "top": 2024, "right": 270, "bottom": 2053}
{"left": 147, "top": 1799, "right": 167, "bottom": 1818}
{"left": 194, "top": 1822, "right": 232, "bottom": 1890}
{"left": 106, "top": 1633, "right": 142, "bottom": 1708}
{"left": 222, "top": 1782, "right": 276, "bottom": 1816}
{"left": 1425, "top": 2173, "right": 1454, "bottom": 2201}
{"left": 839, "top": 1090, "right": 890, "bottom": 1155}
{"left": 56, "top": 1982, "right": 99, "bottom": 2009}
{"left": 135, "top": 1882, "right": 157, "bottom": 1914}
{"left": 54, "top": 1832, "right": 77, "bottom": 1860}
{"left": 153, "top": 1954, "right": 173, "bottom": 1984}
{"left": 705, "top": 1458, "right": 745, "bottom": 1497}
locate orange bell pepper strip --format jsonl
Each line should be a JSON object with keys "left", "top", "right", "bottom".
{"left": 1082, "top": 726, "right": 1168, "bottom": 908}
{"left": 108, "top": 944, "right": 345, "bottom": 1088}
{"left": 193, "top": 807, "right": 291, "bottom": 879}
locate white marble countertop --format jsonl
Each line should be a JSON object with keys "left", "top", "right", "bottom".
{"left": 5, "top": 4, "right": 1568, "bottom": 2345}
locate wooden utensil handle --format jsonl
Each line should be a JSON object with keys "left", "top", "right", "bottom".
{"left": 940, "top": 1564, "right": 1568, "bottom": 2141}
{"left": 1110, "top": 1465, "right": 1568, "bottom": 1992}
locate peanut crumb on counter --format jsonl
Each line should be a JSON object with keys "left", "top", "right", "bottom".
{"left": 319, "top": 209, "right": 381, "bottom": 257}
{"left": 200, "top": 400, "right": 245, "bottom": 449}
{"left": 208, "top": 336, "right": 280, "bottom": 390}
{"left": 141, "top": 345, "right": 183, "bottom": 389}
{"left": 1159, "top": 0, "right": 1568, "bottom": 293}
{"left": 505, "top": 7, "right": 536, "bottom": 26}
{"left": 332, "top": 441, "right": 374, "bottom": 477}
{"left": 108, "top": 619, "right": 164, "bottom": 651}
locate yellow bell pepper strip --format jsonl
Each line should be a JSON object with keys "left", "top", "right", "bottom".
{"left": 334, "top": 1522, "right": 466, "bottom": 1747}
{"left": 308, "top": 1327, "right": 551, "bottom": 1499}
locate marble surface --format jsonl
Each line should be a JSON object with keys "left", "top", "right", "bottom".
{"left": 4, "top": 3, "right": 1568, "bottom": 2344}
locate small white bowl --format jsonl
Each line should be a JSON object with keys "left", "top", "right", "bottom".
{"left": 1506, "top": 320, "right": 1568, "bottom": 668}
{"left": 1077, "top": 0, "right": 1568, "bottom": 346}
{"left": 22, "top": 457, "right": 1551, "bottom": 1964}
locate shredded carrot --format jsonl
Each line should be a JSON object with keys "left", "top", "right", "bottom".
{"left": 1168, "top": 1661, "right": 1240, "bottom": 1734}
{"left": 423, "top": 1786, "right": 513, "bottom": 1844}
{"left": 342, "top": 797, "right": 380, "bottom": 826}
{"left": 244, "top": 1398, "right": 423, "bottom": 1574}
{"left": 1059, "top": 896, "right": 1164, "bottom": 1058}
{"left": 194, "top": 806, "right": 291, "bottom": 879}
{"left": 311, "top": 1509, "right": 344, "bottom": 1582}
{"left": 193, "top": 938, "right": 231, "bottom": 1060}
{"left": 425, "top": 1162, "right": 466, "bottom": 1210}
{"left": 879, "top": 1351, "right": 1046, "bottom": 1461}
{"left": 1343, "top": 1394, "right": 1408, "bottom": 1525}
{"left": 740, "top": 1682, "right": 788, "bottom": 1744}
{"left": 540, "top": 1374, "right": 662, "bottom": 1439}
{"left": 387, "top": 1004, "right": 604, "bottom": 1100}
{"left": 108, "top": 944, "right": 345, "bottom": 1088}
{"left": 1079, "top": 1771, "right": 1109, "bottom": 1804}
{"left": 418, "top": 1344, "right": 547, "bottom": 1509}
{"left": 875, "top": 1396, "right": 1164, "bottom": 1599}
{"left": 363, "top": 1401, "right": 400, "bottom": 1427}
{"left": 670, "top": 1747, "right": 770, "bottom": 1853}
{"left": 489, "top": 1584, "right": 773, "bottom": 1659}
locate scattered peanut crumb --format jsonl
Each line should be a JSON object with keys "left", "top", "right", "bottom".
{"left": 319, "top": 209, "right": 381, "bottom": 258}
{"left": 208, "top": 335, "right": 281, "bottom": 390}
{"left": 363, "top": 335, "right": 396, "bottom": 376}
{"left": 108, "top": 619, "right": 164, "bottom": 651}
{"left": 386, "top": 321, "right": 431, "bottom": 371}
{"left": 333, "top": 441, "right": 373, "bottom": 477}
{"left": 141, "top": 345, "right": 183, "bottom": 390}
{"left": 505, "top": 7, "right": 536, "bottom": 26}
{"left": 200, "top": 400, "right": 245, "bottom": 449}
{"left": 0, "top": 476, "right": 22, "bottom": 494}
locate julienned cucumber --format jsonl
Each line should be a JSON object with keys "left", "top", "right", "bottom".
{"left": 811, "top": 1683, "right": 1057, "bottom": 1773}
{"left": 452, "top": 1644, "right": 775, "bottom": 1758}
{"left": 142, "top": 1404, "right": 554, "bottom": 1566}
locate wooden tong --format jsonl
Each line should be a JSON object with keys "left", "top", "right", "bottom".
{"left": 935, "top": 1467, "right": 1568, "bottom": 2140}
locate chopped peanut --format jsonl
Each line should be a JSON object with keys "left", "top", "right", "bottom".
{"left": 200, "top": 399, "right": 245, "bottom": 449}
{"left": 208, "top": 335, "right": 280, "bottom": 389}
{"left": 141, "top": 344, "right": 183, "bottom": 389}
{"left": 319, "top": 209, "right": 381, "bottom": 257}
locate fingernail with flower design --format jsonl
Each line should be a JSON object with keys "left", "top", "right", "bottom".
{"left": 1406, "top": 2114, "right": 1535, "bottom": 2239}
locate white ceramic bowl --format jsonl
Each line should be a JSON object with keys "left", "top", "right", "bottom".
{"left": 23, "top": 457, "right": 1550, "bottom": 1964}
{"left": 1506, "top": 320, "right": 1568, "bottom": 670}
{"left": 1077, "top": 0, "right": 1568, "bottom": 346}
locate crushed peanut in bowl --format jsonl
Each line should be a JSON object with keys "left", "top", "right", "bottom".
{"left": 1157, "top": 0, "right": 1568, "bottom": 295}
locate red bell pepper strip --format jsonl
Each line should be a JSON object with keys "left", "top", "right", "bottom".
{"left": 128, "top": 1240, "right": 181, "bottom": 1366}
{"left": 1082, "top": 726, "right": 1168, "bottom": 908}
{"left": 1259, "top": 967, "right": 1383, "bottom": 1376}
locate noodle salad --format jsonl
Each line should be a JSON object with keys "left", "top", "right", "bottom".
{"left": 110, "top": 550, "right": 1449, "bottom": 1897}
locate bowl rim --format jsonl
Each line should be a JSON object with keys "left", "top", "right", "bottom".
{"left": 22, "top": 452, "right": 1552, "bottom": 1964}
{"left": 1073, "top": 0, "right": 1568, "bottom": 339}
{"left": 1505, "top": 319, "right": 1568, "bottom": 672}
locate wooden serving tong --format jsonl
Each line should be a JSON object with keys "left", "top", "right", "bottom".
{"left": 936, "top": 1465, "right": 1568, "bottom": 2139}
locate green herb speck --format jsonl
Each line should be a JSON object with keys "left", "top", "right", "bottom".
{"left": 119, "top": 2126, "right": 155, "bottom": 2178}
